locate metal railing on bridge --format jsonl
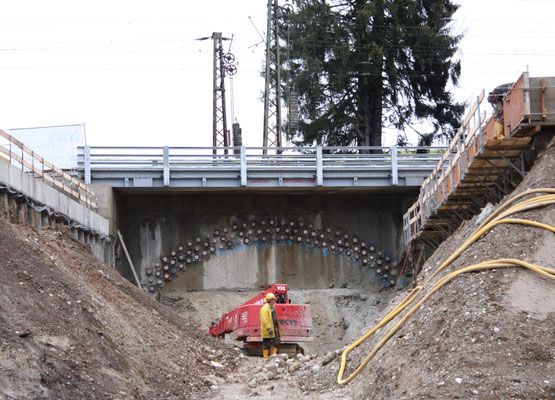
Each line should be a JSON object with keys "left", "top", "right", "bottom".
{"left": 77, "top": 146, "right": 446, "bottom": 189}
{"left": 0, "top": 129, "right": 97, "bottom": 210}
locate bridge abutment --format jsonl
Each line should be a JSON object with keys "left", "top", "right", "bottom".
{"left": 115, "top": 191, "right": 416, "bottom": 292}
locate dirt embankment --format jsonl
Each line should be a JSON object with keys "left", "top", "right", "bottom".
{"left": 0, "top": 133, "right": 553, "bottom": 400}
{"left": 0, "top": 217, "right": 242, "bottom": 399}
{"left": 282, "top": 133, "right": 555, "bottom": 399}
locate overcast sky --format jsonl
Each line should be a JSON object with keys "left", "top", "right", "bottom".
{"left": 0, "top": 0, "right": 553, "bottom": 148}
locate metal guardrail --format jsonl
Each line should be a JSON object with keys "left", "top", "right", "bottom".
{"left": 77, "top": 145, "right": 446, "bottom": 188}
{"left": 0, "top": 129, "right": 97, "bottom": 210}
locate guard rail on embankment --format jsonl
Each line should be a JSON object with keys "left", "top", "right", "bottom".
{"left": 403, "top": 72, "right": 555, "bottom": 248}
{"left": 77, "top": 146, "right": 447, "bottom": 189}
{"left": 0, "top": 129, "right": 97, "bottom": 210}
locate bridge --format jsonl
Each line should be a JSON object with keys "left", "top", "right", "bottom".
{"left": 77, "top": 145, "right": 445, "bottom": 190}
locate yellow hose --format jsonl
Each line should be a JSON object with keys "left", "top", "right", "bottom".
{"left": 479, "top": 189, "right": 555, "bottom": 229}
{"left": 338, "top": 259, "right": 555, "bottom": 385}
{"left": 425, "top": 194, "right": 555, "bottom": 284}
{"left": 337, "top": 188, "right": 555, "bottom": 385}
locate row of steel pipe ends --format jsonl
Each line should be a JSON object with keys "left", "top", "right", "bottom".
{"left": 144, "top": 216, "right": 400, "bottom": 294}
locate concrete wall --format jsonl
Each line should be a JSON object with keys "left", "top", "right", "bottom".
{"left": 0, "top": 160, "right": 109, "bottom": 236}
{"left": 0, "top": 159, "right": 111, "bottom": 264}
{"left": 116, "top": 192, "right": 416, "bottom": 291}
{"left": 89, "top": 183, "right": 116, "bottom": 237}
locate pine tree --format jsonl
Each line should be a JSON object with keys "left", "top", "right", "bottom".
{"left": 281, "top": 0, "right": 465, "bottom": 147}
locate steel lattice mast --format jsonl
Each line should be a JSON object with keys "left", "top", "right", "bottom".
{"left": 262, "top": 0, "right": 282, "bottom": 153}
{"left": 212, "top": 32, "right": 229, "bottom": 155}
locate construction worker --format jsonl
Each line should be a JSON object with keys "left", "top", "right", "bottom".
{"left": 487, "top": 82, "right": 513, "bottom": 139}
{"left": 260, "top": 292, "right": 282, "bottom": 358}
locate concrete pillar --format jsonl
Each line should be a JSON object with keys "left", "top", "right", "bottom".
{"left": 41, "top": 212, "right": 50, "bottom": 228}
{"left": 88, "top": 184, "right": 116, "bottom": 238}
{"left": 28, "top": 208, "right": 40, "bottom": 228}
{"left": 90, "top": 235, "right": 105, "bottom": 261}
{"left": 0, "top": 193, "right": 9, "bottom": 218}
{"left": 17, "top": 203, "right": 27, "bottom": 225}
{"left": 89, "top": 235, "right": 96, "bottom": 255}
{"left": 104, "top": 239, "right": 115, "bottom": 268}
{"left": 14, "top": 202, "right": 25, "bottom": 225}
{"left": 71, "top": 228, "right": 79, "bottom": 240}
{"left": 8, "top": 197, "right": 17, "bottom": 223}
{"left": 78, "top": 229, "right": 85, "bottom": 243}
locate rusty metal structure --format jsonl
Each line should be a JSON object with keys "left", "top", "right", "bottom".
{"left": 403, "top": 72, "right": 555, "bottom": 254}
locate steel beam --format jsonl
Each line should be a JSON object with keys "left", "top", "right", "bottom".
{"left": 491, "top": 148, "right": 527, "bottom": 177}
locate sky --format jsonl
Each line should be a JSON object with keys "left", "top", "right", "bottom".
{"left": 0, "top": 0, "right": 553, "bottom": 148}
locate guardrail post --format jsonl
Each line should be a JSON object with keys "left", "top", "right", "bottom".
{"left": 316, "top": 146, "right": 323, "bottom": 186}
{"left": 84, "top": 145, "right": 91, "bottom": 184}
{"left": 476, "top": 95, "right": 484, "bottom": 151}
{"left": 391, "top": 146, "right": 398, "bottom": 186}
{"left": 163, "top": 146, "right": 170, "bottom": 187}
{"left": 240, "top": 146, "right": 247, "bottom": 186}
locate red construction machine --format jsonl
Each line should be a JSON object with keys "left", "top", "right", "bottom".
{"left": 209, "top": 284, "right": 313, "bottom": 355}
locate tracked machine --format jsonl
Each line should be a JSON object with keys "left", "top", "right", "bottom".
{"left": 209, "top": 284, "right": 312, "bottom": 356}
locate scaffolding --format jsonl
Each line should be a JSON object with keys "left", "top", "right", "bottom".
{"left": 403, "top": 72, "right": 555, "bottom": 252}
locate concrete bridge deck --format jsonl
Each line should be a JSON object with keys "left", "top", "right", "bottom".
{"left": 77, "top": 146, "right": 446, "bottom": 190}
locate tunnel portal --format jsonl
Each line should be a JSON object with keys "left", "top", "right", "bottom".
{"left": 115, "top": 191, "right": 416, "bottom": 293}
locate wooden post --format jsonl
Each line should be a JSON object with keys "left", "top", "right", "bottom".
{"left": 116, "top": 229, "right": 143, "bottom": 291}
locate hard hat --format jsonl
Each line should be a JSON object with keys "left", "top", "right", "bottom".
{"left": 265, "top": 293, "right": 276, "bottom": 301}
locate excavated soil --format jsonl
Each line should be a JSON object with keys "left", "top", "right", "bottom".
{"left": 0, "top": 219, "right": 242, "bottom": 399}
{"left": 0, "top": 133, "right": 553, "bottom": 400}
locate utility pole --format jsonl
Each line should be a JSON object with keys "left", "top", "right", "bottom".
{"left": 197, "top": 32, "right": 237, "bottom": 155}
{"left": 212, "top": 32, "right": 229, "bottom": 155}
{"left": 262, "top": 0, "right": 282, "bottom": 153}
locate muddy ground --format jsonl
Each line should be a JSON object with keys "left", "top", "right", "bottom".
{"left": 0, "top": 135, "right": 553, "bottom": 399}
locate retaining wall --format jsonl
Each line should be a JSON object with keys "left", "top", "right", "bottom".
{"left": 116, "top": 192, "right": 416, "bottom": 291}
{"left": 0, "top": 159, "right": 112, "bottom": 264}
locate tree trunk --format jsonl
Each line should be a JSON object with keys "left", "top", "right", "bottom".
{"left": 368, "top": 82, "right": 383, "bottom": 148}
{"left": 356, "top": 80, "right": 383, "bottom": 151}
{"left": 355, "top": 0, "right": 384, "bottom": 153}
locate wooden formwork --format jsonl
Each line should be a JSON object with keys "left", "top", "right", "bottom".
{"left": 505, "top": 73, "right": 555, "bottom": 136}
{"left": 402, "top": 72, "right": 553, "bottom": 247}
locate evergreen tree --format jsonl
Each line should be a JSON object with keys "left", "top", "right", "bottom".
{"left": 281, "top": 0, "right": 465, "bottom": 147}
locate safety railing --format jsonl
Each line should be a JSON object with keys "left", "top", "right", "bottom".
{"left": 504, "top": 72, "right": 529, "bottom": 134}
{"left": 403, "top": 90, "right": 489, "bottom": 244}
{"left": 77, "top": 145, "right": 446, "bottom": 186}
{"left": 402, "top": 71, "right": 550, "bottom": 245}
{"left": 0, "top": 129, "right": 97, "bottom": 210}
